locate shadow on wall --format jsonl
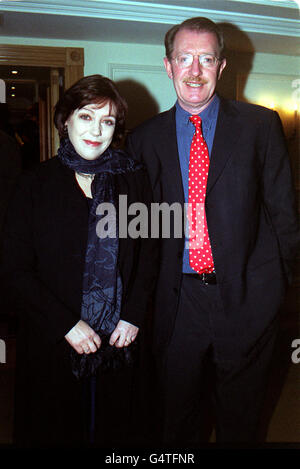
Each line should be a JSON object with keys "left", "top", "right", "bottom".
{"left": 116, "top": 79, "right": 159, "bottom": 131}
{"left": 216, "top": 22, "right": 255, "bottom": 102}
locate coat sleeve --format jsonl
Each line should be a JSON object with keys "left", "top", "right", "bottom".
{"left": 126, "top": 132, "right": 141, "bottom": 162}
{"left": 120, "top": 168, "right": 159, "bottom": 328}
{"left": 0, "top": 173, "right": 79, "bottom": 343}
{"left": 262, "top": 111, "right": 300, "bottom": 284}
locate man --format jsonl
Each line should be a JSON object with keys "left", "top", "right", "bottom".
{"left": 126, "top": 17, "right": 299, "bottom": 445}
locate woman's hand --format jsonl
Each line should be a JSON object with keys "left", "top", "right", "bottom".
{"left": 109, "top": 319, "right": 139, "bottom": 348}
{"left": 65, "top": 320, "right": 101, "bottom": 354}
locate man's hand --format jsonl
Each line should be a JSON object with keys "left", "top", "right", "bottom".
{"left": 109, "top": 319, "right": 139, "bottom": 348}
{"left": 65, "top": 320, "right": 101, "bottom": 354}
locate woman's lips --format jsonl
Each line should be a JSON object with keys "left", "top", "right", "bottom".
{"left": 84, "top": 140, "right": 101, "bottom": 147}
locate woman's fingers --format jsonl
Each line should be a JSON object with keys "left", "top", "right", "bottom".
{"left": 81, "top": 334, "right": 101, "bottom": 354}
{"left": 65, "top": 320, "right": 101, "bottom": 354}
{"left": 65, "top": 319, "right": 140, "bottom": 353}
{"left": 93, "top": 333, "right": 101, "bottom": 349}
{"left": 109, "top": 328, "right": 122, "bottom": 347}
{"left": 115, "top": 332, "right": 126, "bottom": 348}
{"left": 124, "top": 334, "right": 138, "bottom": 346}
{"left": 109, "top": 320, "right": 139, "bottom": 348}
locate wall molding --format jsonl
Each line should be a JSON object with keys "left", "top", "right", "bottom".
{"left": 227, "top": 0, "right": 298, "bottom": 8}
{"left": 1, "top": 1, "right": 299, "bottom": 37}
{"left": 108, "top": 62, "right": 165, "bottom": 80}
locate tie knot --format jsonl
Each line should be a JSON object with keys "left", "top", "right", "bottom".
{"left": 189, "top": 115, "right": 202, "bottom": 129}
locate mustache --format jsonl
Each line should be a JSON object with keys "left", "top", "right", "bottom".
{"left": 183, "top": 77, "right": 208, "bottom": 85}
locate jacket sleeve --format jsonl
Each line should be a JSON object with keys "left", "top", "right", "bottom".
{"left": 0, "top": 173, "right": 79, "bottom": 343}
{"left": 262, "top": 110, "right": 300, "bottom": 284}
{"left": 120, "top": 168, "right": 159, "bottom": 328}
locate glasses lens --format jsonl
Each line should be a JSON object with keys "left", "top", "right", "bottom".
{"left": 200, "top": 55, "right": 217, "bottom": 67}
{"left": 175, "top": 54, "right": 218, "bottom": 68}
{"left": 176, "top": 54, "right": 193, "bottom": 68}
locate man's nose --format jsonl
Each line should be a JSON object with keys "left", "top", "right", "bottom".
{"left": 190, "top": 56, "right": 202, "bottom": 75}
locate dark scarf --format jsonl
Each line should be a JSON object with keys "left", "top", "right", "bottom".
{"left": 58, "top": 138, "right": 142, "bottom": 379}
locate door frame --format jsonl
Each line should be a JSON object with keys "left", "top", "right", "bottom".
{"left": 0, "top": 44, "right": 84, "bottom": 89}
{"left": 0, "top": 44, "right": 84, "bottom": 158}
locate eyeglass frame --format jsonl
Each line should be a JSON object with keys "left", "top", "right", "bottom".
{"left": 171, "top": 53, "right": 222, "bottom": 69}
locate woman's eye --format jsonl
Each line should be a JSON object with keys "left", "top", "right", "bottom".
{"left": 79, "top": 114, "right": 91, "bottom": 120}
{"left": 103, "top": 119, "right": 115, "bottom": 126}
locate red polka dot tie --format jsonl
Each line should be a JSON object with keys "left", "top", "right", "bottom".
{"left": 188, "top": 115, "right": 214, "bottom": 274}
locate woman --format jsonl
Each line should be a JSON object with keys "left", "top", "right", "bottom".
{"left": 1, "top": 75, "right": 157, "bottom": 447}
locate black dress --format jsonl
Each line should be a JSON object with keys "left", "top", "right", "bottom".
{"left": 0, "top": 156, "right": 157, "bottom": 448}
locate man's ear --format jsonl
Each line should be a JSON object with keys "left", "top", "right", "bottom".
{"left": 163, "top": 57, "right": 173, "bottom": 79}
{"left": 218, "top": 58, "right": 226, "bottom": 80}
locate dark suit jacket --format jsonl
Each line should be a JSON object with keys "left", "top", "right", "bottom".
{"left": 126, "top": 97, "right": 300, "bottom": 359}
{"left": 0, "top": 156, "right": 157, "bottom": 446}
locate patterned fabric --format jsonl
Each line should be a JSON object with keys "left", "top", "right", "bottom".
{"left": 188, "top": 115, "right": 214, "bottom": 274}
{"left": 58, "top": 138, "right": 142, "bottom": 378}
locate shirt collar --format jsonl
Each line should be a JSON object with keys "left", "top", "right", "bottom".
{"left": 175, "top": 94, "right": 220, "bottom": 129}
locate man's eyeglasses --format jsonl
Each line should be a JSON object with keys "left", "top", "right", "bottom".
{"left": 172, "top": 53, "right": 221, "bottom": 69}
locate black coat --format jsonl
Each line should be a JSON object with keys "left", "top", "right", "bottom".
{"left": 0, "top": 130, "right": 22, "bottom": 237}
{"left": 126, "top": 97, "right": 300, "bottom": 359}
{"left": 0, "top": 156, "right": 157, "bottom": 447}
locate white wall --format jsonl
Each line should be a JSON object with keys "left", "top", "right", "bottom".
{"left": 1, "top": 35, "right": 299, "bottom": 126}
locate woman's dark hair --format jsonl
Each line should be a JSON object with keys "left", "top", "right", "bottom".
{"left": 164, "top": 17, "right": 225, "bottom": 60}
{"left": 54, "top": 74, "right": 127, "bottom": 147}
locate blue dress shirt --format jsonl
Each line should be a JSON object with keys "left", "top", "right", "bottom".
{"left": 175, "top": 94, "right": 220, "bottom": 273}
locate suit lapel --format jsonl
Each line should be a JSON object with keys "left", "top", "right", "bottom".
{"left": 158, "top": 101, "right": 242, "bottom": 202}
{"left": 207, "top": 98, "right": 241, "bottom": 195}
{"left": 158, "top": 107, "right": 185, "bottom": 205}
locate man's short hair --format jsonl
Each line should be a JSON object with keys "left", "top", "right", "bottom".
{"left": 164, "top": 17, "right": 225, "bottom": 60}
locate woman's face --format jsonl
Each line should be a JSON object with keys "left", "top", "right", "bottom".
{"left": 65, "top": 102, "right": 116, "bottom": 160}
